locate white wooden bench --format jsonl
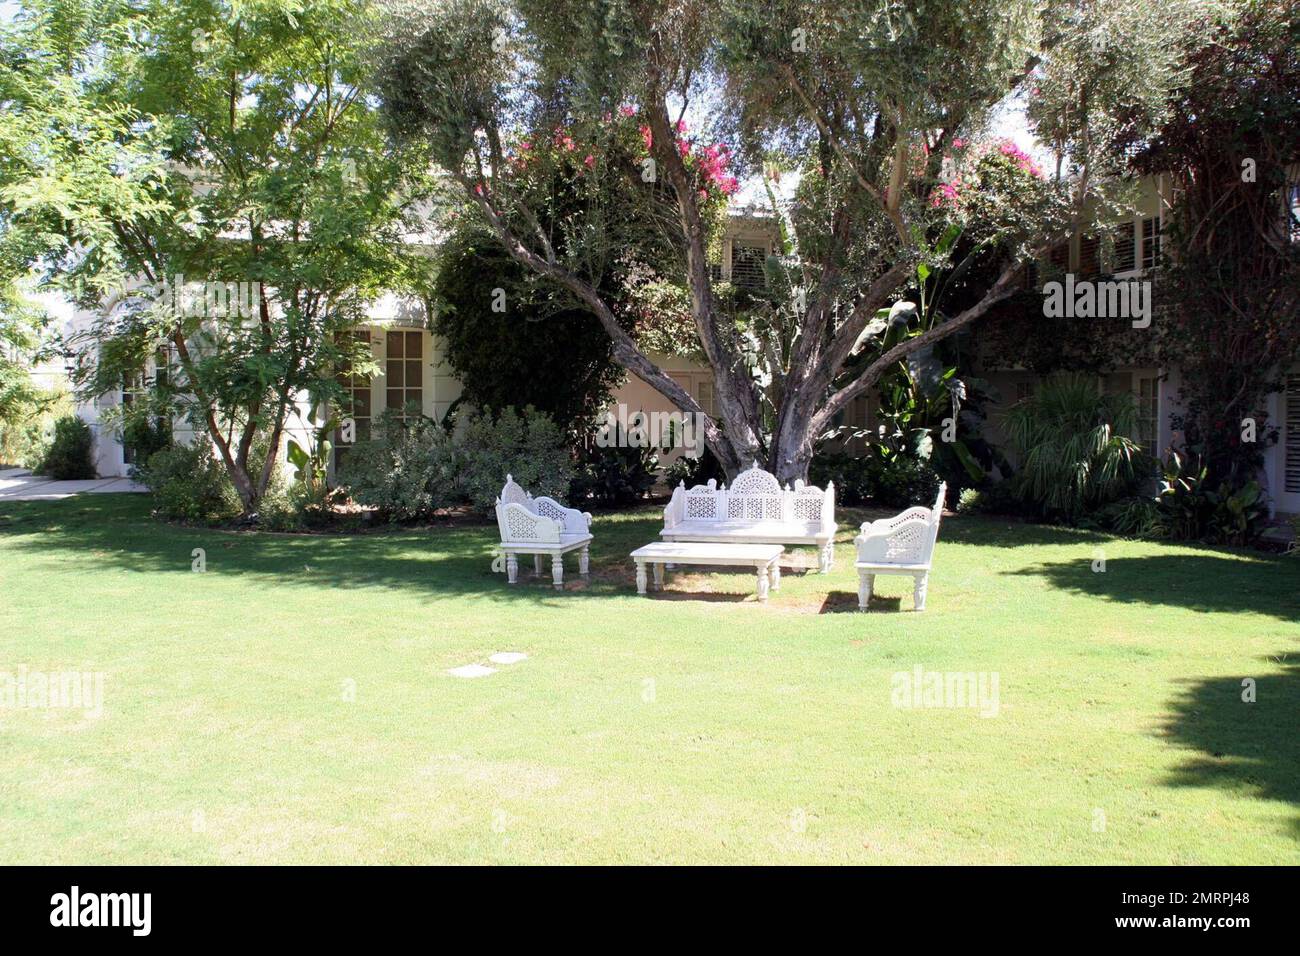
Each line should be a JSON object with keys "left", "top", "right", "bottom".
{"left": 854, "top": 483, "right": 946, "bottom": 611}
{"left": 661, "top": 462, "right": 837, "bottom": 572}
{"left": 495, "top": 474, "right": 593, "bottom": 590}
{"left": 630, "top": 542, "right": 784, "bottom": 602}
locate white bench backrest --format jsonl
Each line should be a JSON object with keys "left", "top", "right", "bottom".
{"left": 857, "top": 482, "right": 946, "bottom": 566}
{"left": 665, "top": 462, "right": 835, "bottom": 529}
{"left": 928, "top": 483, "right": 947, "bottom": 556}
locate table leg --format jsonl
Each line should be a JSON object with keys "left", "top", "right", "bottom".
{"left": 769, "top": 561, "right": 780, "bottom": 592}
{"left": 756, "top": 565, "right": 770, "bottom": 602}
{"left": 635, "top": 560, "right": 648, "bottom": 595}
{"left": 652, "top": 562, "right": 664, "bottom": 590}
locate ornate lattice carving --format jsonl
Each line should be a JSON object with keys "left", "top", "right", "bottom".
{"left": 499, "top": 474, "right": 532, "bottom": 509}
{"left": 686, "top": 495, "right": 718, "bottom": 520}
{"left": 728, "top": 494, "right": 781, "bottom": 521}
{"left": 885, "top": 524, "right": 926, "bottom": 562}
{"left": 506, "top": 508, "right": 541, "bottom": 540}
{"left": 792, "top": 490, "right": 823, "bottom": 522}
{"left": 730, "top": 463, "right": 781, "bottom": 496}
{"left": 535, "top": 499, "right": 567, "bottom": 525}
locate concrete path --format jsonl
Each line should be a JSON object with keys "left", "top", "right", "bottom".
{"left": 0, "top": 469, "right": 146, "bottom": 501}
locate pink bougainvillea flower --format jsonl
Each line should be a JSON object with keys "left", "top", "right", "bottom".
{"left": 584, "top": 154, "right": 595, "bottom": 169}
{"left": 930, "top": 182, "right": 961, "bottom": 208}
{"left": 998, "top": 140, "right": 1044, "bottom": 178}
{"left": 619, "top": 105, "right": 637, "bottom": 117}
{"left": 639, "top": 124, "right": 653, "bottom": 150}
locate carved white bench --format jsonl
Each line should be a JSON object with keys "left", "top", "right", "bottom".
{"left": 661, "top": 462, "right": 837, "bottom": 572}
{"left": 494, "top": 474, "right": 593, "bottom": 590}
{"left": 854, "top": 483, "right": 946, "bottom": 611}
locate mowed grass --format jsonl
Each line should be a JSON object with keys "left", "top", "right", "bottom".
{"left": 0, "top": 494, "right": 1297, "bottom": 865}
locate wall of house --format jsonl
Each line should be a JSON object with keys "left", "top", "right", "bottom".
{"left": 1266, "top": 362, "right": 1300, "bottom": 517}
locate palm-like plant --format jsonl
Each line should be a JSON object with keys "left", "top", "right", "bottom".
{"left": 1004, "top": 373, "right": 1146, "bottom": 521}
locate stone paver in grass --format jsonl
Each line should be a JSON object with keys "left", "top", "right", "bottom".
{"left": 489, "top": 652, "right": 528, "bottom": 665}
{"left": 446, "top": 664, "right": 496, "bottom": 679}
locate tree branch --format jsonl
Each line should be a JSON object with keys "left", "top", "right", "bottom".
{"left": 811, "top": 258, "right": 1026, "bottom": 434}
{"left": 459, "top": 172, "right": 738, "bottom": 468}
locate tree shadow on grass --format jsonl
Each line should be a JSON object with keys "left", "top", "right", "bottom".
{"left": 1159, "top": 656, "right": 1300, "bottom": 837}
{"left": 1003, "top": 554, "right": 1300, "bottom": 623}
{"left": 0, "top": 494, "right": 670, "bottom": 606}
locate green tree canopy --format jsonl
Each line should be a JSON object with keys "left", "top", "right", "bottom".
{"left": 373, "top": 0, "right": 1207, "bottom": 480}
{"left": 0, "top": 0, "right": 436, "bottom": 513}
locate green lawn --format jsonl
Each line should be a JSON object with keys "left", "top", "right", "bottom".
{"left": 0, "top": 494, "right": 1296, "bottom": 864}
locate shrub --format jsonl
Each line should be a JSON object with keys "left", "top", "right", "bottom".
{"left": 451, "top": 405, "right": 573, "bottom": 513}
{"left": 956, "top": 481, "right": 1027, "bottom": 517}
{"left": 40, "top": 415, "right": 96, "bottom": 479}
{"left": 343, "top": 404, "right": 573, "bottom": 519}
{"left": 1003, "top": 372, "right": 1146, "bottom": 522}
{"left": 1207, "top": 480, "right": 1268, "bottom": 546}
{"left": 809, "top": 451, "right": 872, "bottom": 505}
{"left": 1151, "top": 452, "right": 1269, "bottom": 545}
{"left": 870, "top": 455, "right": 943, "bottom": 509}
{"left": 664, "top": 446, "right": 727, "bottom": 488}
{"left": 341, "top": 410, "right": 457, "bottom": 520}
{"left": 136, "top": 442, "right": 241, "bottom": 524}
{"left": 810, "top": 450, "right": 941, "bottom": 509}
{"left": 122, "top": 416, "right": 172, "bottom": 478}
{"left": 1154, "top": 451, "right": 1211, "bottom": 540}
{"left": 257, "top": 480, "right": 315, "bottom": 532}
{"left": 1090, "top": 496, "right": 1165, "bottom": 538}
{"left": 570, "top": 445, "right": 659, "bottom": 507}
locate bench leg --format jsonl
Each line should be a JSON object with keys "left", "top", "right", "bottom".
{"left": 551, "top": 554, "right": 564, "bottom": 590}
{"left": 756, "top": 566, "right": 770, "bottom": 603}
{"left": 533, "top": 554, "right": 543, "bottom": 576}
{"left": 635, "top": 560, "right": 648, "bottom": 595}
{"left": 913, "top": 573, "right": 928, "bottom": 611}
{"left": 652, "top": 562, "right": 664, "bottom": 590}
{"left": 857, "top": 571, "right": 874, "bottom": 611}
{"left": 819, "top": 542, "right": 833, "bottom": 573}
{"left": 769, "top": 562, "right": 780, "bottom": 592}
{"left": 506, "top": 554, "right": 519, "bottom": 585}
{"left": 579, "top": 545, "right": 589, "bottom": 577}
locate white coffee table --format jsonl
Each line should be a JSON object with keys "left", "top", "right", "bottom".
{"left": 629, "top": 542, "right": 784, "bottom": 602}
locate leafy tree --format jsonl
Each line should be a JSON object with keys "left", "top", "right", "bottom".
{"left": 0, "top": 0, "right": 435, "bottom": 515}
{"left": 0, "top": 284, "right": 46, "bottom": 426}
{"left": 433, "top": 227, "right": 630, "bottom": 429}
{"left": 373, "top": 0, "right": 1202, "bottom": 481}
{"left": 1136, "top": 0, "right": 1300, "bottom": 485}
